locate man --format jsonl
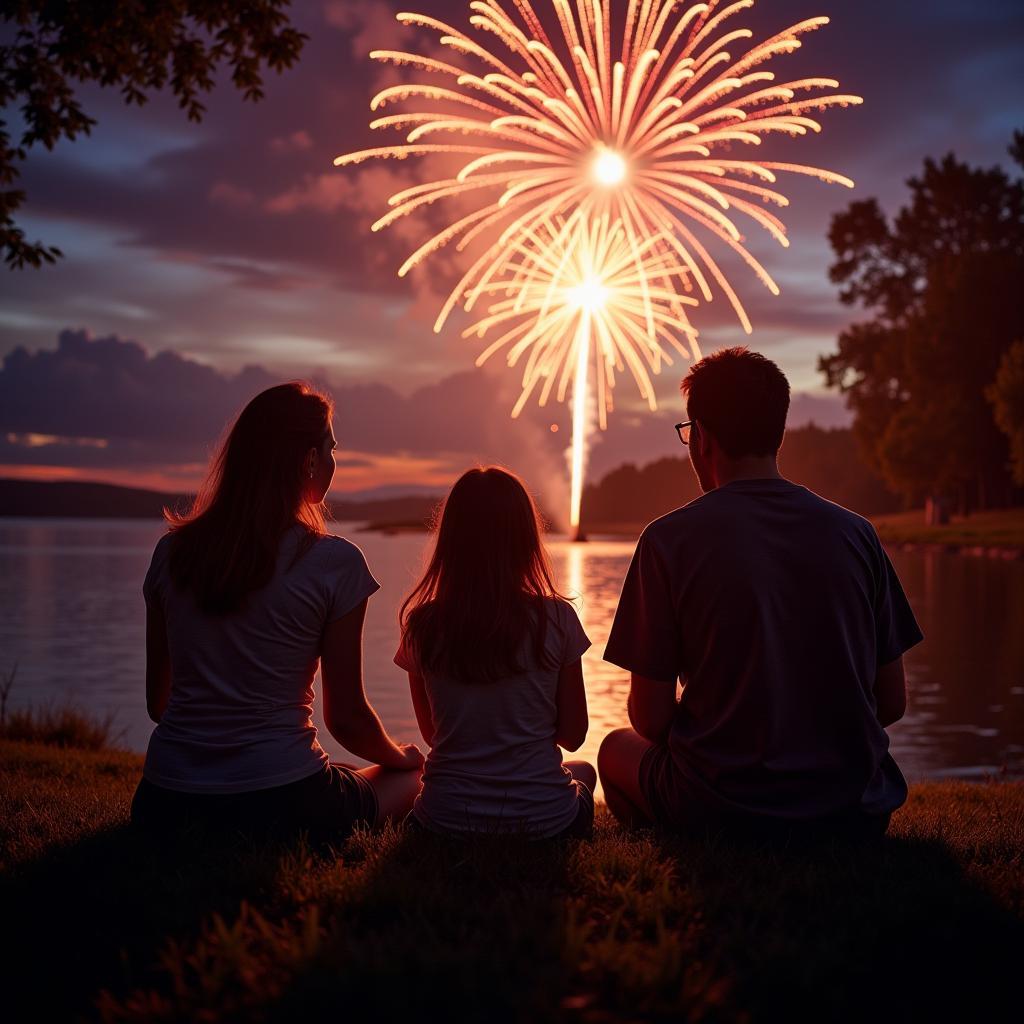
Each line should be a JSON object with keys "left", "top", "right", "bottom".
{"left": 599, "top": 348, "right": 922, "bottom": 837}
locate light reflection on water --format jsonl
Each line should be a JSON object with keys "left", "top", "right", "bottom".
{"left": 1, "top": 518, "right": 1021, "bottom": 792}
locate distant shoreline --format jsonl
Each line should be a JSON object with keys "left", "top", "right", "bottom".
{"left": 3, "top": 478, "right": 1021, "bottom": 557}
{"left": 0, "top": 478, "right": 440, "bottom": 526}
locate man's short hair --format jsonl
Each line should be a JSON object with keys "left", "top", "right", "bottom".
{"left": 681, "top": 347, "right": 790, "bottom": 458}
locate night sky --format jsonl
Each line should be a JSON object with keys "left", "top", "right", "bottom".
{"left": 1, "top": 0, "right": 1022, "bottom": 502}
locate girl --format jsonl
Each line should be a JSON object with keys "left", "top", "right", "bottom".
{"left": 395, "top": 467, "right": 595, "bottom": 839}
{"left": 132, "top": 382, "right": 423, "bottom": 840}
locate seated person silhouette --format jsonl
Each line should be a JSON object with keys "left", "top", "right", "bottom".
{"left": 598, "top": 348, "right": 922, "bottom": 838}
{"left": 132, "top": 383, "right": 423, "bottom": 841}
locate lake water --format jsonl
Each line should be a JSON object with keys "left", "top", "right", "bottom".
{"left": 1, "top": 518, "right": 1022, "bottom": 789}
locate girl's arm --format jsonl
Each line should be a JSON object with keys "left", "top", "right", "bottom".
{"left": 321, "top": 599, "right": 423, "bottom": 770}
{"left": 554, "top": 658, "right": 588, "bottom": 751}
{"left": 145, "top": 603, "right": 172, "bottom": 723}
{"left": 407, "top": 670, "right": 435, "bottom": 747}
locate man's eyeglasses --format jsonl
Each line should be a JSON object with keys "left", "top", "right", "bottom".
{"left": 674, "top": 421, "right": 695, "bottom": 446}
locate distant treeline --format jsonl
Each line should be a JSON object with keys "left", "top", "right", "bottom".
{"left": 580, "top": 424, "right": 901, "bottom": 530}
{"left": 0, "top": 479, "right": 439, "bottom": 524}
{"left": 0, "top": 479, "right": 185, "bottom": 518}
{"left": 2, "top": 426, "right": 895, "bottom": 529}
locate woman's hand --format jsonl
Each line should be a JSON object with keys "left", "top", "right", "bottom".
{"left": 388, "top": 742, "right": 425, "bottom": 772}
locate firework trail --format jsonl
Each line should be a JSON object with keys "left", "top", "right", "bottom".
{"left": 464, "top": 211, "right": 700, "bottom": 526}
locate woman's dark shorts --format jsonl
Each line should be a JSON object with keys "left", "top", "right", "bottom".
{"left": 131, "top": 763, "right": 378, "bottom": 842}
{"left": 639, "top": 743, "right": 891, "bottom": 842}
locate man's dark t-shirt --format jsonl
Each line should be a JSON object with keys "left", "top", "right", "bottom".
{"left": 604, "top": 478, "right": 923, "bottom": 822}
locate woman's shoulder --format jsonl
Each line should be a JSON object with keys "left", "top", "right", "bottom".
{"left": 292, "top": 529, "right": 374, "bottom": 582}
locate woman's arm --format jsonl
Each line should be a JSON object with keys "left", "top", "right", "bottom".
{"left": 407, "top": 670, "right": 435, "bottom": 747}
{"left": 321, "top": 599, "right": 423, "bottom": 770}
{"left": 555, "top": 658, "right": 588, "bottom": 751}
{"left": 145, "top": 603, "right": 172, "bottom": 723}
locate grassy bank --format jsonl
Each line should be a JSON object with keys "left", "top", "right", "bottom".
{"left": 871, "top": 507, "right": 1024, "bottom": 551}
{"left": 2, "top": 741, "right": 1021, "bottom": 1022}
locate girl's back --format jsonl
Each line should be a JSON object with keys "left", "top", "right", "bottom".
{"left": 396, "top": 466, "right": 595, "bottom": 839}
{"left": 396, "top": 596, "right": 589, "bottom": 836}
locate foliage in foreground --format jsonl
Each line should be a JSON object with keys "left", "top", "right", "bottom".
{"left": 1, "top": 1, "right": 306, "bottom": 268}
{"left": 0, "top": 703, "right": 120, "bottom": 750}
{"left": 0, "top": 664, "right": 122, "bottom": 750}
{"left": 2, "top": 741, "right": 1022, "bottom": 1024}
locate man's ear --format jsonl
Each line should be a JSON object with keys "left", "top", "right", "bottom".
{"left": 695, "top": 422, "right": 715, "bottom": 458}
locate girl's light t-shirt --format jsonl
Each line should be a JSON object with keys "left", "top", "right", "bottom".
{"left": 142, "top": 525, "right": 379, "bottom": 794}
{"left": 395, "top": 597, "right": 591, "bottom": 838}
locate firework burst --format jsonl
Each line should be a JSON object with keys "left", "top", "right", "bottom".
{"left": 335, "top": 0, "right": 861, "bottom": 335}
{"left": 335, "top": 0, "right": 861, "bottom": 531}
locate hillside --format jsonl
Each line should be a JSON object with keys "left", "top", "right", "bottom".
{"left": 0, "top": 478, "right": 440, "bottom": 524}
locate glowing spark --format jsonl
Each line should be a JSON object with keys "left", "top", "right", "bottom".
{"left": 592, "top": 149, "right": 627, "bottom": 188}
{"left": 570, "top": 276, "right": 610, "bottom": 312}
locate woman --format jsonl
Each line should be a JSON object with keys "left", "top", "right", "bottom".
{"left": 132, "top": 382, "right": 423, "bottom": 840}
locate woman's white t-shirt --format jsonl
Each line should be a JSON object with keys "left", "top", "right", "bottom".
{"left": 142, "top": 525, "right": 379, "bottom": 794}
{"left": 395, "top": 597, "right": 591, "bottom": 838}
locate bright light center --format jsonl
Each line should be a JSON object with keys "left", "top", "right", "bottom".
{"left": 570, "top": 278, "right": 608, "bottom": 314}
{"left": 592, "top": 149, "right": 627, "bottom": 187}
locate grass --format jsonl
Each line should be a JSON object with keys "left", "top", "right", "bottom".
{"left": 0, "top": 664, "right": 123, "bottom": 750}
{"left": 871, "top": 507, "right": 1024, "bottom": 550}
{"left": 2, "top": 740, "right": 1022, "bottom": 1023}
{"left": 0, "top": 703, "right": 121, "bottom": 749}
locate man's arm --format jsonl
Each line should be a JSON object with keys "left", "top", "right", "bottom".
{"left": 627, "top": 673, "right": 677, "bottom": 744}
{"left": 874, "top": 657, "right": 907, "bottom": 728}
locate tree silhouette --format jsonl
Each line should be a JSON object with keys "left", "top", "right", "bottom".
{"left": 1, "top": 1, "right": 306, "bottom": 269}
{"left": 820, "top": 131, "right": 1024, "bottom": 511}
{"left": 989, "top": 340, "right": 1024, "bottom": 486}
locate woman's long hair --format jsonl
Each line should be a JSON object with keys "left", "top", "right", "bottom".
{"left": 166, "top": 382, "right": 333, "bottom": 614}
{"left": 399, "top": 467, "right": 566, "bottom": 683}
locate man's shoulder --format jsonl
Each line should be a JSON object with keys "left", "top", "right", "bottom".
{"left": 641, "top": 486, "right": 750, "bottom": 541}
{"left": 640, "top": 492, "right": 718, "bottom": 547}
{"left": 798, "top": 487, "right": 879, "bottom": 539}
{"left": 641, "top": 483, "right": 880, "bottom": 550}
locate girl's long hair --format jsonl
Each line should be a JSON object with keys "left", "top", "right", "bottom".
{"left": 166, "top": 382, "right": 333, "bottom": 614}
{"left": 399, "top": 466, "right": 566, "bottom": 683}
